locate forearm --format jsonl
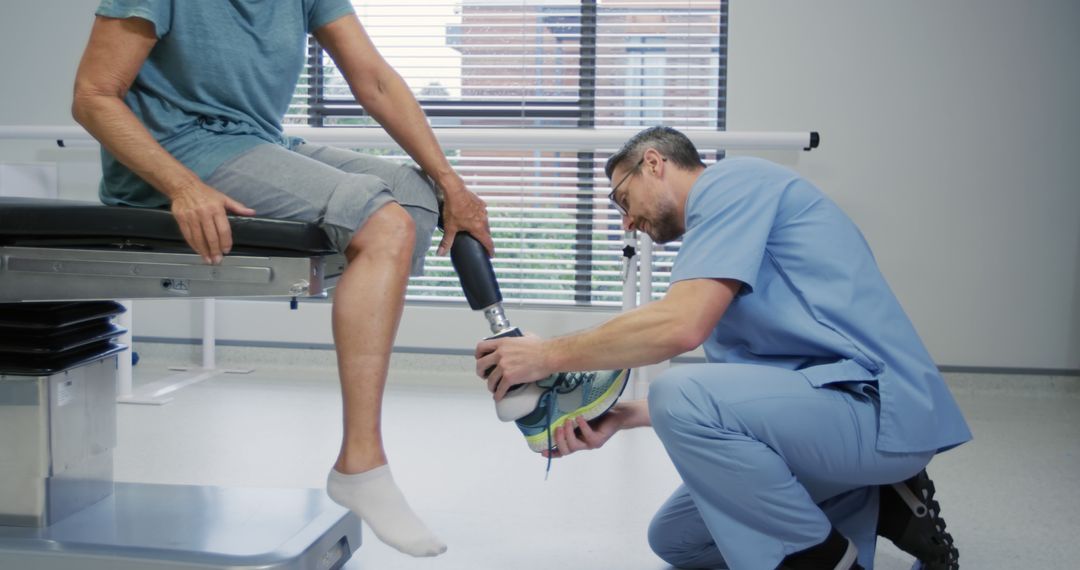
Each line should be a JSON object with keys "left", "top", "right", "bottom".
{"left": 544, "top": 299, "right": 696, "bottom": 373}
{"left": 72, "top": 94, "right": 199, "bottom": 199}
{"left": 350, "top": 69, "right": 460, "bottom": 193}
{"left": 611, "top": 400, "right": 651, "bottom": 429}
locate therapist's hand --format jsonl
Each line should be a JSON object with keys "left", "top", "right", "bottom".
{"left": 170, "top": 181, "right": 255, "bottom": 265}
{"left": 475, "top": 333, "right": 552, "bottom": 400}
{"left": 543, "top": 409, "right": 624, "bottom": 459}
{"left": 545, "top": 400, "right": 649, "bottom": 458}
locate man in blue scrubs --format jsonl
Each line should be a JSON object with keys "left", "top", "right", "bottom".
{"left": 476, "top": 126, "right": 970, "bottom": 569}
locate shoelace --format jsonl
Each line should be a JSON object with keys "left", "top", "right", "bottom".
{"left": 552, "top": 371, "right": 587, "bottom": 393}
{"left": 543, "top": 392, "right": 556, "bottom": 479}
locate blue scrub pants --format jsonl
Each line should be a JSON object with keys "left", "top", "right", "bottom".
{"left": 645, "top": 364, "right": 933, "bottom": 570}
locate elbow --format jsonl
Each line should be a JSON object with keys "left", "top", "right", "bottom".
{"left": 71, "top": 77, "right": 94, "bottom": 125}
{"left": 352, "top": 82, "right": 380, "bottom": 109}
{"left": 654, "top": 302, "right": 712, "bottom": 357}
{"left": 658, "top": 326, "right": 706, "bottom": 359}
{"left": 670, "top": 329, "right": 706, "bottom": 357}
{"left": 70, "top": 92, "right": 87, "bottom": 126}
{"left": 71, "top": 98, "right": 88, "bottom": 127}
{"left": 350, "top": 67, "right": 388, "bottom": 102}
{"left": 71, "top": 86, "right": 100, "bottom": 127}
{"left": 71, "top": 78, "right": 122, "bottom": 127}
{"left": 353, "top": 64, "right": 401, "bottom": 106}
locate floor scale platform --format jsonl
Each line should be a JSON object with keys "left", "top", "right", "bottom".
{"left": 0, "top": 482, "right": 362, "bottom": 570}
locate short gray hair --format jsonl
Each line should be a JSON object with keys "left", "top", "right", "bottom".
{"left": 604, "top": 126, "right": 705, "bottom": 180}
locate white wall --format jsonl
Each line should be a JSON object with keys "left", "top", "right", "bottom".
{"left": 0, "top": 0, "right": 103, "bottom": 199}
{"left": 1, "top": 1, "right": 1077, "bottom": 370}
{"left": 726, "top": 0, "right": 1080, "bottom": 370}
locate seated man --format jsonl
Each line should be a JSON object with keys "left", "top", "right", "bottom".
{"left": 477, "top": 126, "right": 969, "bottom": 569}
{"left": 72, "top": 0, "right": 492, "bottom": 557}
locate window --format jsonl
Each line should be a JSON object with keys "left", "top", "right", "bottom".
{"left": 288, "top": 0, "right": 727, "bottom": 307}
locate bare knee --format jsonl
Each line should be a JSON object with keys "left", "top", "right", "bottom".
{"left": 346, "top": 203, "right": 416, "bottom": 262}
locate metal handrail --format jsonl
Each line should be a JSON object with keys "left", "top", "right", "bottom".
{"left": 0, "top": 125, "right": 819, "bottom": 151}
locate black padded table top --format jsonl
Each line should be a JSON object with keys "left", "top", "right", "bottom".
{"left": 0, "top": 197, "right": 335, "bottom": 257}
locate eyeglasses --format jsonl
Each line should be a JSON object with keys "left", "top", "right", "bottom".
{"left": 607, "top": 158, "right": 643, "bottom": 217}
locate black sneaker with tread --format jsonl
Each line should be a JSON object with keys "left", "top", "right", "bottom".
{"left": 878, "top": 469, "right": 960, "bottom": 570}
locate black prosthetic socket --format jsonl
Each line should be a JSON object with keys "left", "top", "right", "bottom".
{"left": 778, "top": 528, "right": 861, "bottom": 570}
{"left": 449, "top": 232, "right": 501, "bottom": 312}
{"left": 449, "top": 231, "right": 514, "bottom": 334}
{"left": 448, "top": 232, "right": 524, "bottom": 391}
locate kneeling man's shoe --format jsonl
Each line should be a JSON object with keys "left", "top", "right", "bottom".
{"left": 778, "top": 528, "right": 863, "bottom": 570}
{"left": 512, "top": 368, "right": 630, "bottom": 453}
{"left": 878, "top": 469, "right": 959, "bottom": 570}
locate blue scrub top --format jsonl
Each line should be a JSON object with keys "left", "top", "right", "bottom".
{"left": 671, "top": 157, "right": 971, "bottom": 454}
{"left": 94, "top": 0, "right": 355, "bottom": 207}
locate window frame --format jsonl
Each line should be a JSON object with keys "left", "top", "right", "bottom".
{"left": 295, "top": 1, "right": 728, "bottom": 308}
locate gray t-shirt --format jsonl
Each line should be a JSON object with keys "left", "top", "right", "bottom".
{"left": 95, "top": 0, "right": 355, "bottom": 207}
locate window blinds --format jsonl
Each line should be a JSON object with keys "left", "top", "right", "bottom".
{"left": 287, "top": 0, "right": 727, "bottom": 307}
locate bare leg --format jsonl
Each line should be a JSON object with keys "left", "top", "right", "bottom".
{"left": 332, "top": 203, "right": 412, "bottom": 473}
{"left": 325, "top": 203, "right": 446, "bottom": 556}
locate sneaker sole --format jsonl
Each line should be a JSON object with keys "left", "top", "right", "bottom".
{"left": 523, "top": 369, "right": 630, "bottom": 453}
{"left": 889, "top": 471, "right": 959, "bottom": 570}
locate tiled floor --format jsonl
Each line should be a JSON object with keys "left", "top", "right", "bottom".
{"left": 115, "top": 350, "right": 1080, "bottom": 569}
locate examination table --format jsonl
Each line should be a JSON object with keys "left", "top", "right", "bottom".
{"left": 0, "top": 196, "right": 360, "bottom": 569}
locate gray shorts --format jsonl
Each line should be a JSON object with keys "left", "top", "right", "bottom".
{"left": 205, "top": 142, "right": 439, "bottom": 275}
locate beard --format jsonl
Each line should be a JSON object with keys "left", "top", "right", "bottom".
{"left": 641, "top": 201, "right": 683, "bottom": 244}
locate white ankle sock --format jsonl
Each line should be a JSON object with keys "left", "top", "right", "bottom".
{"left": 326, "top": 466, "right": 447, "bottom": 557}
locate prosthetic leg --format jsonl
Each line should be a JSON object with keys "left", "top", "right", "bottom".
{"left": 449, "top": 233, "right": 631, "bottom": 462}
{"left": 448, "top": 233, "right": 546, "bottom": 421}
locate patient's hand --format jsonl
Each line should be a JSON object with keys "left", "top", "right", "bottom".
{"left": 170, "top": 181, "right": 255, "bottom": 264}
{"left": 437, "top": 175, "right": 493, "bottom": 257}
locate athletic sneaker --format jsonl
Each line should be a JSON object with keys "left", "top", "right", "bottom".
{"left": 513, "top": 368, "right": 630, "bottom": 454}
{"left": 478, "top": 328, "right": 630, "bottom": 462}
{"left": 878, "top": 469, "right": 959, "bottom": 570}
